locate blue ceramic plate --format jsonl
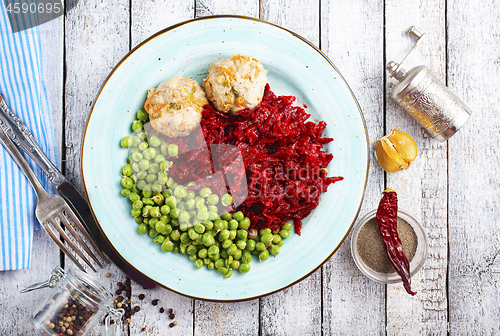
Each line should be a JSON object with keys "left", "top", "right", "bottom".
{"left": 82, "top": 16, "right": 368, "bottom": 301}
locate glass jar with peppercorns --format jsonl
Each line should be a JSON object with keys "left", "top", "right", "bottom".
{"left": 22, "top": 267, "right": 124, "bottom": 336}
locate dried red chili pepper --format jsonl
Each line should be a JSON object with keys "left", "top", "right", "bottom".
{"left": 376, "top": 188, "right": 416, "bottom": 295}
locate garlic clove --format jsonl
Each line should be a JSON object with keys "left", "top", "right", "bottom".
{"left": 375, "top": 130, "right": 418, "bottom": 173}
{"left": 388, "top": 130, "right": 418, "bottom": 163}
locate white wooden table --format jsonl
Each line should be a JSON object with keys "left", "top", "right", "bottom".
{"left": 1, "top": 0, "right": 499, "bottom": 335}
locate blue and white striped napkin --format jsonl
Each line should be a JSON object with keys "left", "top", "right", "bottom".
{"left": 0, "top": 4, "right": 59, "bottom": 270}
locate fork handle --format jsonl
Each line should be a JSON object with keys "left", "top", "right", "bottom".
{"left": 0, "top": 95, "right": 66, "bottom": 187}
{"left": 0, "top": 124, "right": 47, "bottom": 200}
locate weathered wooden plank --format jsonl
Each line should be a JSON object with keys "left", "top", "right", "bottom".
{"left": 320, "top": 0, "right": 386, "bottom": 334}
{"left": 258, "top": 1, "right": 322, "bottom": 335}
{"left": 447, "top": 0, "right": 500, "bottom": 334}
{"left": 129, "top": 1, "right": 195, "bottom": 335}
{"left": 385, "top": 1, "right": 448, "bottom": 335}
{"left": 192, "top": 2, "right": 260, "bottom": 336}
{"left": 0, "top": 16, "right": 64, "bottom": 336}
{"left": 64, "top": 1, "right": 130, "bottom": 334}
{"left": 195, "top": 0, "right": 259, "bottom": 17}
{"left": 131, "top": 0, "right": 194, "bottom": 48}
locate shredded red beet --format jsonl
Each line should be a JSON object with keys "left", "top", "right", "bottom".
{"left": 168, "top": 85, "right": 343, "bottom": 235}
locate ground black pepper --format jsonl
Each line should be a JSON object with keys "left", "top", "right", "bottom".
{"left": 357, "top": 217, "right": 417, "bottom": 274}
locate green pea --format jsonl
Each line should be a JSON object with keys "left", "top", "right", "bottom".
{"left": 187, "top": 245, "right": 197, "bottom": 256}
{"left": 227, "top": 244, "right": 238, "bottom": 256}
{"left": 238, "top": 263, "right": 250, "bottom": 273}
{"left": 259, "top": 250, "right": 270, "bottom": 262}
{"left": 128, "top": 192, "right": 140, "bottom": 202}
{"left": 272, "top": 234, "right": 282, "bottom": 245}
{"left": 120, "top": 136, "right": 132, "bottom": 148}
{"left": 174, "top": 185, "right": 188, "bottom": 198}
{"left": 219, "top": 229, "right": 230, "bottom": 241}
{"left": 197, "top": 210, "right": 209, "bottom": 221}
{"left": 192, "top": 259, "right": 202, "bottom": 269}
{"left": 247, "top": 228, "right": 258, "bottom": 239}
{"left": 246, "top": 239, "right": 256, "bottom": 251}
{"left": 208, "top": 262, "right": 215, "bottom": 270}
{"left": 149, "top": 218, "right": 158, "bottom": 228}
{"left": 180, "top": 232, "right": 191, "bottom": 244}
{"left": 188, "top": 228, "right": 199, "bottom": 240}
{"left": 154, "top": 235, "right": 165, "bottom": 245}
{"left": 236, "top": 240, "right": 246, "bottom": 250}
{"left": 136, "top": 180, "right": 147, "bottom": 190}
{"left": 224, "top": 256, "right": 233, "bottom": 267}
{"left": 121, "top": 176, "right": 134, "bottom": 189}
{"left": 179, "top": 211, "right": 190, "bottom": 223}
{"left": 121, "top": 189, "right": 131, "bottom": 198}
{"left": 238, "top": 217, "right": 251, "bottom": 230}
{"left": 197, "top": 187, "right": 210, "bottom": 198}
{"left": 203, "top": 221, "right": 214, "bottom": 230}
{"left": 241, "top": 252, "right": 252, "bottom": 264}
{"left": 158, "top": 204, "right": 169, "bottom": 215}
{"left": 229, "top": 219, "right": 239, "bottom": 230}
{"left": 132, "top": 200, "right": 143, "bottom": 210}
{"left": 208, "top": 211, "right": 219, "bottom": 221}
{"left": 233, "top": 249, "right": 242, "bottom": 260}
{"left": 154, "top": 221, "right": 165, "bottom": 233}
{"left": 131, "top": 135, "right": 141, "bottom": 146}
{"left": 210, "top": 253, "right": 220, "bottom": 262}
{"left": 221, "top": 193, "right": 233, "bottom": 206}
{"left": 280, "top": 230, "right": 290, "bottom": 239}
{"left": 148, "top": 162, "right": 160, "bottom": 174}
{"left": 134, "top": 109, "right": 147, "bottom": 121}
{"left": 256, "top": 242, "right": 266, "bottom": 251}
{"left": 179, "top": 243, "right": 187, "bottom": 254}
{"left": 157, "top": 239, "right": 172, "bottom": 252}
{"left": 215, "top": 259, "right": 224, "bottom": 269}
{"left": 185, "top": 190, "right": 195, "bottom": 200}
{"left": 135, "top": 216, "right": 143, "bottom": 224}
{"left": 222, "top": 239, "right": 232, "bottom": 249}
{"left": 144, "top": 173, "right": 155, "bottom": 183}
{"left": 179, "top": 223, "right": 189, "bottom": 232}
{"left": 172, "top": 246, "right": 179, "bottom": 254}
{"left": 203, "top": 257, "right": 211, "bottom": 265}
{"left": 185, "top": 199, "right": 195, "bottom": 210}
{"left": 189, "top": 254, "right": 197, "bottom": 261}
{"left": 131, "top": 208, "right": 141, "bottom": 218}
{"left": 170, "top": 230, "right": 180, "bottom": 242}
{"left": 149, "top": 207, "right": 161, "bottom": 218}
{"left": 138, "top": 142, "right": 148, "bottom": 151}
{"left": 201, "top": 233, "right": 214, "bottom": 248}
{"left": 223, "top": 269, "right": 233, "bottom": 279}
{"left": 192, "top": 224, "right": 204, "bottom": 234}
{"left": 230, "top": 260, "right": 239, "bottom": 269}
{"left": 139, "top": 159, "right": 150, "bottom": 171}
{"left": 163, "top": 224, "right": 173, "bottom": 235}
{"left": 165, "top": 196, "right": 177, "bottom": 209}
{"left": 220, "top": 212, "right": 232, "bottom": 221}
{"left": 220, "top": 249, "right": 229, "bottom": 259}
{"left": 233, "top": 211, "right": 244, "bottom": 222}
{"left": 269, "top": 245, "right": 280, "bottom": 256}
{"left": 282, "top": 222, "right": 293, "bottom": 231}
{"left": 198, "top": 248, "right": 208, "bottom": 259}
{"left": 160, "top": 143, "right": 169, "bottom": 156}
{"left": 218, "top": 267, "right": 228, "bottom": 275}
{"left": 207, "top": 245, "right": 219, "bottom": 257}
{"left": 148, "top": 228, "right": 159, "bottom": 238}
{"left": 207, "top": 194, "right": 219, "bottom": 205}
{"left": 122, "top": 164, "right": 133, "bottom": 176}
{"left": 261, "top": 233, "right": 273, "bottom": 245}
{"left": 259, "top": 228, "right": 271, "bottom": 236}
{"left": 237, "top": 230, "right": 248, "bottom": 240}
{"left": 148, "top": 135, "right": 161, "bottom": 147}
{"left": 138, "top": 224, "right": 148, "bottom": 235}
{"left": 168, "top": 144, "right": 178, "bottom": 157}
{"left": 277, "top": 240, "right": 284, "bottom": 247}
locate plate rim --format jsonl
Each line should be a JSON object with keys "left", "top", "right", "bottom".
{"left": 81, "top": 14, "right": 370, "bottom": 302}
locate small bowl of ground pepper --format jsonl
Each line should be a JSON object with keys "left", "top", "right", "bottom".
{"left": 350, "top": 209, "right": 428, "bottom": 284}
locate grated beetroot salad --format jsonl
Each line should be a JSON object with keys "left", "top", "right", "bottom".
{"left": 169, "top": 84, "right": 343, "bottom": 235}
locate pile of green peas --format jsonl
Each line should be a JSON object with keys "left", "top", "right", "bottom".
{"left": 119, "top": 110, "right": 293, "bottom": 278}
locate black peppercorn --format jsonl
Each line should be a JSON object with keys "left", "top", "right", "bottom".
{"left": 152, "top": 299, "right": 158, "bottom": 306}
{"left": 159, "top": 308, "right": 165, "bottom": 313}
{"left": 138, "top": 294, "right": 145, "bottom": 300}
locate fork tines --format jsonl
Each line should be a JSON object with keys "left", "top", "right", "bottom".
{"left": 41, "top": 201, "right": 104, "bottom": 273}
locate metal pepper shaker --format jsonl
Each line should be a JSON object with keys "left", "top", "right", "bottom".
{"left": 387, "top": 26, "right": 471, "bottom": 142}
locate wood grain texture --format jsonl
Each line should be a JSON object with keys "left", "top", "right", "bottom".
{"left": 195, "top": 0, "right": 259, "bottom": 17}
{"left": 447, "top": 0, "right": 500, "bottom": 334}
{"left": 129, "top": 2, "right": 195, "bottom": 335}
{"left": 0, "top": 16, "right": 64, "bottom": 336}
{"left": 320, "top": 0, "right": 386, "bottom": 333}
{"left": 259, "top": 2, "right": 322, "bottom": 335}
{"left": 385, "top": 0, "right": 448, "bottom": 335}
{"left": 64, "top": 2, "right": 130, "bottom": 335}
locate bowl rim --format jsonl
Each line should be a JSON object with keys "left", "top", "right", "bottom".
{"left": 350, "top": 208, "right": 428, "bottom": 284}
{"left": 80, "top": 14, "right": 370, "bottom": 302}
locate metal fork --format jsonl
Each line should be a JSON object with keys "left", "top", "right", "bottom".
{"left": 0, "top": 125, "right": 102, "bottom": 272}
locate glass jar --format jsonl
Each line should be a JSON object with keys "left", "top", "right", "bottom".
{"left": 22, "top": 267, "right": 123, "bottom": 336}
